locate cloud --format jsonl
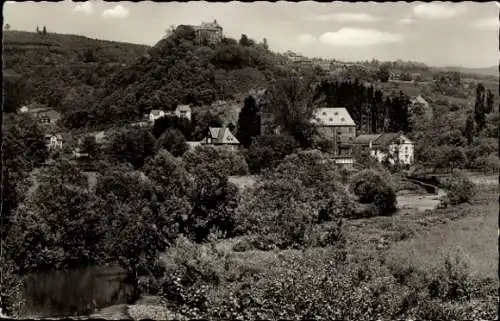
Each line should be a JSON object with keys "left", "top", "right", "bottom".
{"left": 297, "top": 33, "right": 317, "bottom": 44}
{"left": 306, "top": 12, "right": 380, "bottom": 23}
{"left": 102, "top": 5, "right": 129, "bottom": 19}
{"left": 471, "top": 17, "right": 499, "bottom": 31}
{"left": 73, "top": 2, "right": 93, "bottom": 15}
{"left": 412, "top": 3, "right": 467, "bottom": 20}
{"left": 399, "top": 17, "right": 415, "bottom": 24}
{"left": 319, "top": 28, "right": 402, "bottom": 47}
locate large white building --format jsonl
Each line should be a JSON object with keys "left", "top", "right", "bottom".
{"left": 354, "top": 133, "right": 415, "bottom": 165}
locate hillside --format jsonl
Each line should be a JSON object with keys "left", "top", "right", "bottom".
{"left": 438, "top": 65, "right": 498, "bottom": 78}
{"left": 3, "top": 30, "right": 151, "bottom": 109}
{"left": 65, "top": 25, "right": 289, "bottom": 128}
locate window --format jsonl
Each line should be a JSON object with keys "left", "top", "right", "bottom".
{"left": 329, "top": 118, "right": 333, "bottom": 122}
{"left": 334, "top": 112, "right": 339, "bottom": 116}
{"left": 341, "top": 117, "right": 345, "bottom": 122}
{"left": 349, "top": 127, "right": 353, "bottom": 133}
{"left": 322, "top": 112, "right": 327, "bottom": 116}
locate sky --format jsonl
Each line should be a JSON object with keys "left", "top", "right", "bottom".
{"left": 3, "top": 1, "right": 499, "bottom": 68}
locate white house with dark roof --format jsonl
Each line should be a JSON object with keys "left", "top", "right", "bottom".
{"left": 200, "top": 127, "right": 240, "bottom": 151}
{"left": 354, "top": 133, "right": 414, "bottom": 165}
{"left": 410, "top": 95, "right": 433, "bottom": 120}
{"left": 45, "top": 134, "right": 63, "bottom": 150}
{"left": 310, "top": 107, "right": 356, "bottom": 166}
{"left": 174, "top": 104, "right": 192, "bottom": 121}
{"left": 149, "top": 110, "right": 166, "bottom": 122}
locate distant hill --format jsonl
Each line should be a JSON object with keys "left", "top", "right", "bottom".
{"left": 436, "top": 65, "right": 498, "bottom": 78}
{"left": 3, "top": 30, "right": 151, "bottom": 109}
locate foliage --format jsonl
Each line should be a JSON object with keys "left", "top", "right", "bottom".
{"left": 244, "top": 133, "right": 298, "bottom": 174}
{"left": 3, "top": 69, "right": 25, "bottom": 113}
{"left": 157, "top": 128, "right": 189, "bottom": 157}
{"left": 183, "top": 146, "right": 249, "bottom": 176}
{"left": 143, "top": 149, "right": 193, "bottom": 199}
{"left": 349, "top": 169, "right": 397, "bottom": 216}
{"left": 152, "top": 115, "right": 193, "bottom": 141}
{"left": 264, "top": 76, "right": 319, "bottom": 147}
{"left": 376, "top": 63, "right": 391, "bottom": 82}
{"left": 191, "top": 111, "right": 224, "bottom": 141}
{"left": 187, "top": 167, "right": 239, "bottom": 242}
{"left": 440, "top": 170, "right": 476, "bottom": 205}
{"left": 1, "top": 113, "right": 48, "bottom": 236}
{"left": 105, "top": 126, "right": 158, "bottom": 168}
{"left": 236, "top": 95, "right": 261, "bottom": 148}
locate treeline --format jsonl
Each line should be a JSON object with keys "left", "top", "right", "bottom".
{"left": 315, "top": 79, "right": 412, "bottom": 133}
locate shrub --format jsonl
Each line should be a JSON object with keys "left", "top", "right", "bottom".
{"left": 349, "top": 169, "right": 397, "bottom": 217}
{"left": 440, "top": 170, "right": 475, "bottom": 205}
{"left": 157, "top": 128, "right": 189, "bottom": 157}
{"left": 183, "top": 146, "right": 249, "bottom": 176}
{"left": 244, "top": 134, "right": 297, "bottom": 174}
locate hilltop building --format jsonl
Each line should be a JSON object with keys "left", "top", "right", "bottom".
{"left": 192, "top": 20, "right": 223, "bottom": 45}
{"left": 200, "top": 127, "right": 240, "bottom": 151}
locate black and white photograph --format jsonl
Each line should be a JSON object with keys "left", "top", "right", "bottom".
{"left": 1, "top": 1, "right": 499, "bottom": 319}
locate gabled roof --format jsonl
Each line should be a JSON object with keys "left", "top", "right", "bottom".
{"left": 354, "top": 134, "right": 381, "bottom": 145}
{"left": 311, "top": 107, "right": 356, "bottom": 126}
{"left": 203, "top": 127, "right": 240, "bottom": 145}
{"left": 176, "top": 104, "right": 191, "bottom": 112}
{"left": 371, "top": 133, "right": 413, "bottom": 148}
{"left": 411, "top": 95, "right": 428, "bottom": 105}
{"left": 150, "top": 110, "right": 163, "bottom": 116}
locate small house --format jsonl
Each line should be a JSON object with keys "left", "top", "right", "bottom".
{"left": 200, "top": 127, "right": 240, "bottom": 151}
{"left": 410, "top": 95, "right": 433, "bottom": 120}
{"left": 174, "top": 105, "right": 192, "bottom": 121}
{"left": 45, "top": 134, "right": 63, "bottom": 150}
{"left": 149, "top": 110, "right": 165, "bottom": 123}
{"left": 354, "top": 133, "right": 414, "bottom": 165}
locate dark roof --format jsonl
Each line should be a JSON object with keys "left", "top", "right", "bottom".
{"left": 371, "top": 133, "right": 402, "bottom": 147}
{"left": 353, "top": 134, "right": 381, "bottom": 145}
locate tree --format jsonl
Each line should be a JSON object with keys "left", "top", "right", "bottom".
{"left": 36, "top": 25, "right": 40, "bottom": 33}
{"left": 244, "top": 134, "right": 298, "bottom": 174}
{"left": 42, "top": 25, "right": 47, "bottom": 35}
{"left": 5, "top": 161, "right": 104, "bottom": 273}
{"left": 157, "top": 128, "right": 189, "bottom": 157}
{"left": 464, "top": 114, "right": 475, "bottom": 145}
{"left": 152, "top": 115, "right": 193, "bottom": 140}
{"left": 265, "top": 76, "right": 319, "bottom": 147}
{"left": 376, "top": 63, "right": 390, "bottom": 82}
{"left": 236, "top": 95, "right": 261, "bottom": 148}
{"left": 349, "top": 170, "right": 397, "bottom": 216}
{"left": 3, "top": 69, "right": 25, "bottom": 113}
{"left": 239, "top": 34, "right": 253, "bottom": 46}
{"left": 106, "top": 127, "right": 158, "bottom": 168}
{"left": 81, "top": 135, "right": 100, "bottom": 159}
{"left": 485, "top": 89, "right": 494, "bottom": 114}
{"left": 4, "top": 23, "right": 10, "bottom": 31}
{"left": 188, "top": 166, "right": 239, "bottom": 242}
{"left": 474, "top": 83, "right": 486, "bottom": 132}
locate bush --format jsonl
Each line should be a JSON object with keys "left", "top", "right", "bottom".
{"left": 244, "top": 134, "right": 297, "bottom": 174}
{"left": 440, "top": 170, "right": 475, "bottom": 205}
{"left": 157, "top": 128, "right": 189, "bottom": 157}
{"left": 349, "top": 169, "right": 397, "bottom": 216}
{"left": 183, "top": 146, "right": 249, "bottom": 176}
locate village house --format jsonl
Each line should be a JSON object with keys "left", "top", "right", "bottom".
{"left": 310, "top": 107, "right": 356, "bottom": 166}
{"left": 149, "top": 110, "right": 166, "bottom": 123}
{"left": 173, "top": 104, "right": 192, "bottom": 121}
{"left": 45, "top": 134, "right": 63, "bottom": 150}
{"left": 354, "top": 133, "right": 415, "bottom": 166}
{"left": 200, "top": 127, "right": 240, "bottom": 151}
{"left": 192, "top": 20, "right": 223, "bottom": 45}
{"left": 21, "top": 105, "right": 61, "bottom": 126}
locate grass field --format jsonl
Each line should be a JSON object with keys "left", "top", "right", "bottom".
{"left": 384, "top": 182, "right": 498, "bottom": 279}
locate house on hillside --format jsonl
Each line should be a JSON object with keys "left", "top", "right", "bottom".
{"left": 23, "top": 106, "right": 61, "bottom": 126}
{"left": 45, "top": 134, "right": 63, "bottom": 150}
{"left": 192, "top": 20, "right": 223, "bottom": 45}
{"left": 354, "top": 133, "right": 414, "bottom": 166}
{"left": 200, "top": 127, "right": 240, "bottom": 151}
{"left": 174, "top": 104, "right": 192, "bottom": 121}
{"left": 149, "top": 110, "right": 166, "bottom": 123}
{"left": 410, "top": 95, "right": 433, "bottom": 120}
{"left": 310, "top": 107, "right": 356, "bottom": 166}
